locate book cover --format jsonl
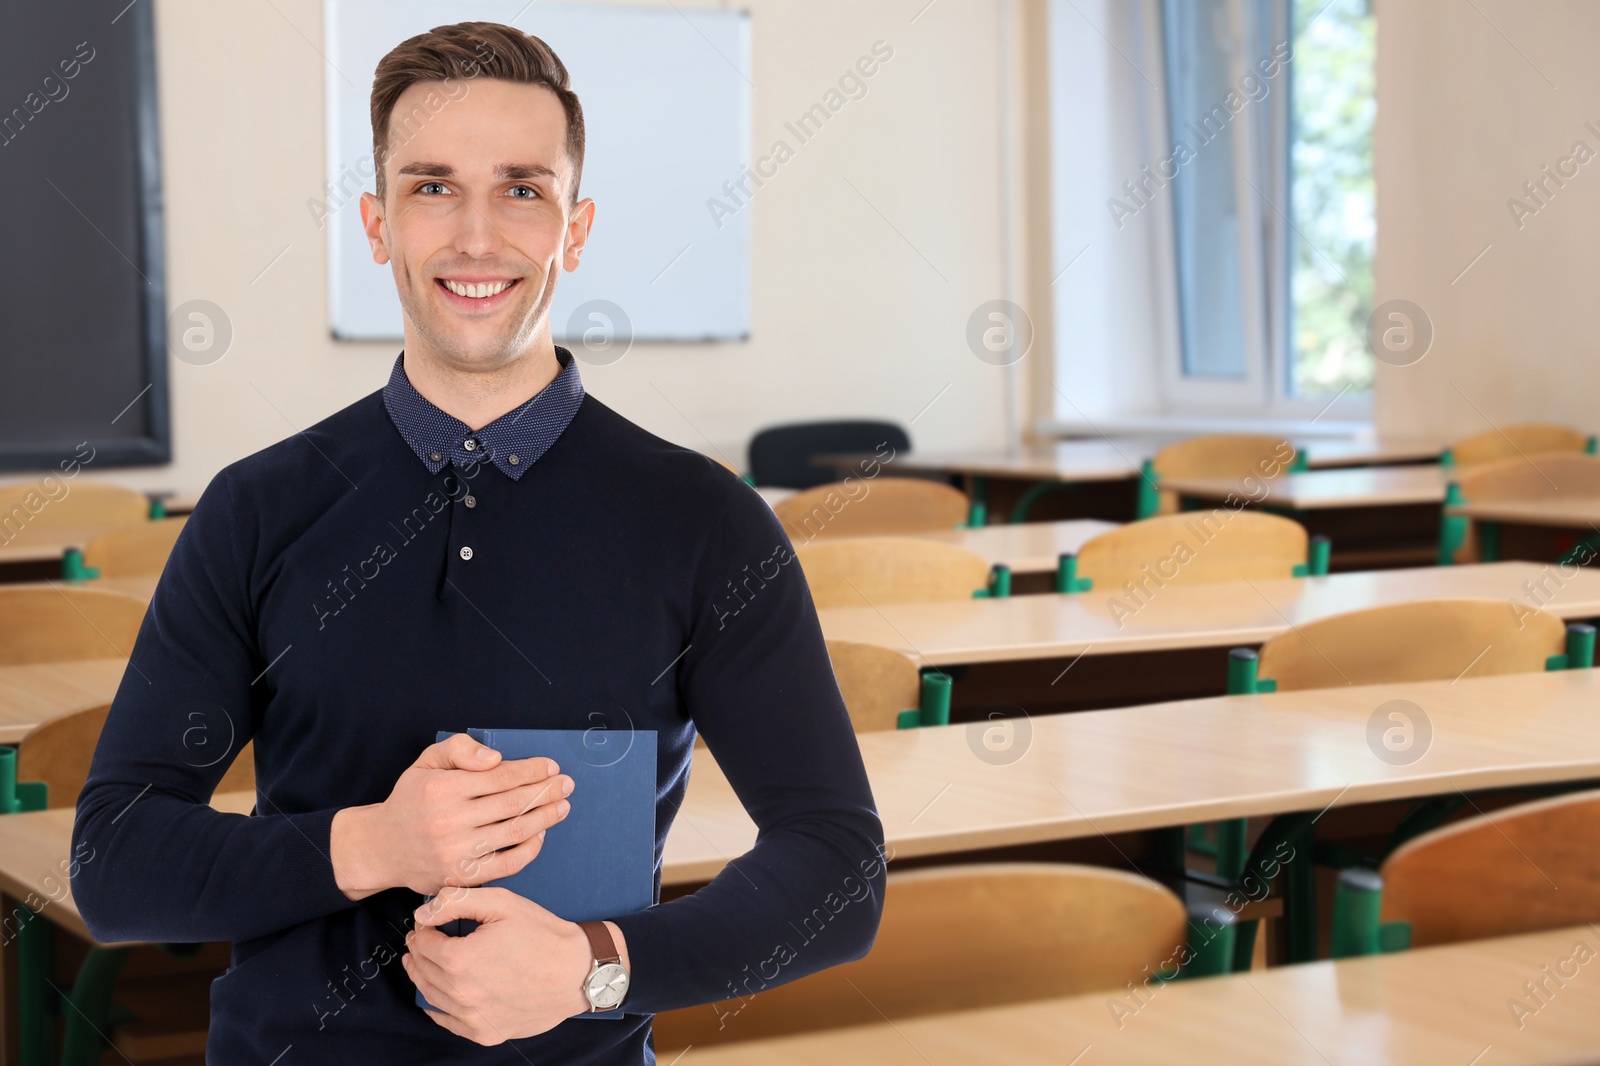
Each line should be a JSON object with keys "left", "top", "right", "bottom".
{"left": 414, "top": 727, "right": 657, "bottom": 1020}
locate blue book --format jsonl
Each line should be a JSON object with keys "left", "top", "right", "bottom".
{"left": 415, "top": 728, "right": 657, "bottom": 1019}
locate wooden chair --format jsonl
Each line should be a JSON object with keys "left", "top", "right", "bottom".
{"left": 1213, "top": 599, "right": 1577, "bottom": 968}
{"left": 1329, "top": 789, "right": 1600, "bottom": 956}
{"left": 1445, "top": 424, "right": 1592, "bottom": 468}
{"left": 6, "top": 704, "right": 253, "bottom": 1065}
{"left": 83, "top": 517, "right": 188, "bottom": 577}
{"left": 826, "top": 640, "right": 920, "bottom": 733}
{"left": 0, "top": 483, "right": 150, "bottom": 529}
{"left": 774, "top": 479, "right": 968, "bottom": 542}
{"left": 1071, "top": 511, "right": 1314, "bottom": 593}
{"left": 1446, "top": 452, "right": 1600, "bottom": 564}
{"left": 17, "top": 703, "right": 255, "bottom": 810}
{"left": 1148, "top": 434, "right": 1300, "bottom": 516}
{"left": 795, "top": 538, "right": 990, "bottom": 609}
{"left": 0, "top": 586, "right": 147, "bottom": 666}
{"left": 652, "top": 863, "right": 1190, "bottom": 1051}
{"left": 1250, "top": 597, "right": 1568, "bottom": 692}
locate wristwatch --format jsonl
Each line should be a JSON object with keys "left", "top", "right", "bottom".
{"left": 578, "top": 921, "right": 630, "bottom": 1012}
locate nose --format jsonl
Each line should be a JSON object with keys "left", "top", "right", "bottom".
{"left": 453, "top": 196, "right": 504, "bottom": 260}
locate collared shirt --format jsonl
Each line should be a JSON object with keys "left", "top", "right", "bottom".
{"left": 382, "top": 346, "right": 586, "bottom": 480}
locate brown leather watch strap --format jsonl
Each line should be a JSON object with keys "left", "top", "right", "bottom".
{"left": 579, "top": 920, "right": 621, "bottom": 966}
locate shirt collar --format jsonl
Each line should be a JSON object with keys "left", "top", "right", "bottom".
{"left": 382, "top": 347, "right": 585, "bottom": 481}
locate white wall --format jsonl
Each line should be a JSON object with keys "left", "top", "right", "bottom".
{"left": 8, "top": 0, "right": 1027, "bottom": 495}
{"left": 1374, "top": 0, "right": 1600, "bottom": 441}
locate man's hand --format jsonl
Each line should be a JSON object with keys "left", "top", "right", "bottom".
{"left": 403, "top": 887, "right": 632, "bottom": 1044}
{"left": 330, "top": 733, "right": 574, "bottom": 900}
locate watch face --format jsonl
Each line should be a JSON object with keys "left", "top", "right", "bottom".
{"left": 585, "top": 963, "right": 630, "bottom": 1010}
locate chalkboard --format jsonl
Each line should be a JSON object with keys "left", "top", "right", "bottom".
{"left": 325, "top": 0, "right": 751, "bottom": 343}
{"left": 0, "top": 0, "right": 169, "bottom": 472}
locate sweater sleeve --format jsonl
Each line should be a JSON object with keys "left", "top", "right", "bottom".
{"left": 71, "top": 472, "right": 359, "bottom": 944}
{"left": 610, "top": 483, "right": 887, "bottom": 1014}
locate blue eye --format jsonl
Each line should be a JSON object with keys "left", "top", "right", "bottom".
{"left": 419, "top": 182, "right": 449, "bottom": 195}
{"left": 509, "top": 185, "right": 539, "bottom": 199}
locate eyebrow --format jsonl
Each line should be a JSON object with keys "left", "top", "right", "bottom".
{"left": 395, "top": 161, "right": 558, "bottom": 183}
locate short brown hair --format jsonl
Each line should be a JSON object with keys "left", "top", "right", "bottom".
{"left": 369, "top": 21, "right": 585, "bottom": 205}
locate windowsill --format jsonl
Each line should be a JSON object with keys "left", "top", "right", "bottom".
{"left": 1033, "top": 412, "right": 1376, "bottom": 441}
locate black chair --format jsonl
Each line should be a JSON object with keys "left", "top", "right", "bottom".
{"left": 748, "top": 421, "right": 911, "bottom": 489}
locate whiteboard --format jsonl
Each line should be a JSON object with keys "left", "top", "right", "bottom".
{"left": 324, "top": 1, "right": 751, "bottom": 342}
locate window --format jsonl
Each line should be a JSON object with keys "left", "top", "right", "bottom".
{"left": 1159, "top": 0, "right": 1375, "bottom": 411}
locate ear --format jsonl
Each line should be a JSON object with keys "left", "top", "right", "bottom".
{"left": 359, "top": 191, "right": 390, "bottom": 266}
{"left": 563, "top": 197, "right": 596, "bottom": 273}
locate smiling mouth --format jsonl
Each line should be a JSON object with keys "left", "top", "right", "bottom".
{"left": 437, "top": 278, "right": 520, "bottom": 300}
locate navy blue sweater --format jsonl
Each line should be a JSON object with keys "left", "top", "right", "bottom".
{"left": 71, "top": 374, "right": 886, "bottom": 1063}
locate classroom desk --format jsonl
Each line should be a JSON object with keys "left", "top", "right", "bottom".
{"left": 683, "top": 926, "right": 1600, "bottom": 1065}
{"left": 8, "top": 667, "right": 1600, "bottom": 936}
{"left": 0, "top": 523, "right": 132, "bottom": 568}
{"left": 0, "top": 658, "right": 129, "bottom": 745}
{"left": 834, "top": 520, "right": 1118, "bottom": 577}
{"left": 1452, "top": 498, "right": 1600, "bottom": 527}
{"left": 754, "top": 486, "right": 795, "bottom": 509}
{"left": 816, "top": 561, "right": 1600, "bottom": 667}
{"left": 1160, "top": 466, "right": 1449, "bottom": 509}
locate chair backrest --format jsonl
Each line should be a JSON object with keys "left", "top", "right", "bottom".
{"left": 1455, "top": 451, "right": 1600, "bottom": 504}
{"left": 1381, "top": 788, "right": 1600, "bottom": 948}
{"left": 18, "top": 703, "right": 255, "bottom": 809}
{"left": 1151, "top": 435, "right": 1298, "bottom": 514}
{"left": 748, "top": 421, "right": 911, "bottom": 489}
{"left": 826, "top": 640, "right": 920, "bottom": 732}
{"left": 1448, "top": 424, "right": 1590, "bottom": 468}
{"left": 0, "top": 586, "right": 147, "bottom": 666}
{"left": 796, "top": 538, "right": 990, "bottom": 610}
{"left": 1256, "top": 598, "right": 1566, "bottom": 691}
{"left": 775, "top": 479, "right": 967, "bottom": 542}
{"left": 0, "top": 484, "right": 150, "bottom": 531}
{"left": 652, "top": 862, "right": 1187, "bottom": 1050}
{"left": 83, "top": 516, "right": 188, "bottom": 577}
{"left": 1078, "top": 511, "right": 1307, "bottom": 591}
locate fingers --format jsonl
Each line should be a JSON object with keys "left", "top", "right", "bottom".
{"left": 465, "top": 756, "right": 565, "bottom": 799}
{"left": 415, "top": 732, "right": 501, "bottom": 772}
{"left": 468, "top": 775, "right": 573, "bottom": 829}
{"left": 415, "top": 885, "right": 518, "bottom": 927}
{"left": 456, "top": 825, "right": 551, "bottom": 885}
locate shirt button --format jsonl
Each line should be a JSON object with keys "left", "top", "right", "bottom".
{"left": 508, "top": 454, "right": 520, "bottom": 466}
{"left": 430, "top": 451, "right": 442, "bottom": 463}
{"left": 463, "top": 439, "right": 478, "bottom": 451}
{"left": 459, "top": 546, "right": 474, "bottom": 561}
{"left": 464, "top": 495, "right": 477, "bottom": 508}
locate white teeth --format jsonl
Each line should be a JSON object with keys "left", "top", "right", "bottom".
{"left": 443, "top": 279, "right": 512, "bottom": 299}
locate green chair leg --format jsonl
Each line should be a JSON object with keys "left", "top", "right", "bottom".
{"left": 1587, "top": 435, "right": 1598, "bottom": 455}
{"left": 1438, "top": 482, "right": 1467, "bottom": 566}
{"left": 1226, "top": 648, "right": 1276, "bottom": 695}
{"left": 1546, "top": 622, "right": 1597, "bottom": 671}
{"left": 1055, "top": 553, "right": 1092, "bottom": 593}
{"left": 17, "top": 903, "right": 56, "bottom": 1066}
{"left": 1135, "top": 459, "right": 1160, "bottom": 519}
{"left": 988, "top": 564, "right": 1012, "bottom": 599}
{"left": 919, "top": 672, "right": 952, "bottom": 727}
{"left": 1478, "top": 520, "right": 1500, "bottom": 562}
{"left": 148, "top": 496, "right": 168, "bottom": 519}
{"left": 967, "top": 475, "right": 988, "bottom": 528}
{"left": 1179, "top": 903, "right": 1237, "bottom": 979}
{"left": 1230, "top": 915, "right": 1260, "bottom": 972}
{"left": 1284, "top": 820, "right": 1318, "bottom": 963}
{"left": 59, "top": 946, "right": 134, "bottom": 1066}
{"left": 1330, "top": 867, "right": 1418, "bottom": 961}
{"left": 1292, "top": 534, "right": 1331, "bottom": 577}
{"left": 60, "top": 548, "right": 100, "bottom": 582}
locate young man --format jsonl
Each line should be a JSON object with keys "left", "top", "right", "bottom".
{"left": 72, "top": 21, "right": 885, "bottom": 1064}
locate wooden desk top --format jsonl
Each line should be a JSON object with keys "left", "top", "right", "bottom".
{"left": 754, "top": 486, "right": 796, "bottom": 509}
{"left": 1453, "top": 498, "right": 1600, "bottom": 529}
{"left": 684, "top": 926, "right": 1600, "bottom": 1064}
{"left": 836, "top": 520, "right": 1119, "bottom": 575}
{"left": 815, "top": 439, "right": 1443, "bottom": 484}
{"left": 0, "top": 658, "right": 129, "bottom": 744}
{"left": 12, "top": 668, "right": 1600, "bottom": 944}
{"left": 0, "top": 523, "right": 133, "bottom": 566}
{"left": 1161, "top": 466, "right": 1448, "bottom": 510}
{"left": 817, "top": 561, "right": 1600, "bottom": 666}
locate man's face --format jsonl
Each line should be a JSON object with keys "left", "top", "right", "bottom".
{"left": 360, "top": 78, "right": 594, "bottom": 372}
